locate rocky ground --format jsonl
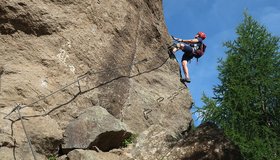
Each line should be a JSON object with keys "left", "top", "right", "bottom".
{"left": 0, "top": 0, "right": 243, "bottom": 159}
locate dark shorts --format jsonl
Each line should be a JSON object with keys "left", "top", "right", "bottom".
{"left": 181, "top": 44, "right": 194, "bottom": 62}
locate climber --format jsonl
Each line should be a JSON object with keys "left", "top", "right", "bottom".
{"left": 169, "top": 32, "right": 206, "bottom": 83}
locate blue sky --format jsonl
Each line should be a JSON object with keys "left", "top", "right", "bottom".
{"left": 163, "top": 0, "right": 280, "bottom": 126}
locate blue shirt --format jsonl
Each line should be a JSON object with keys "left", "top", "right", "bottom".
{"left": 190, "top": 37, "right": 203, "bottom": 51}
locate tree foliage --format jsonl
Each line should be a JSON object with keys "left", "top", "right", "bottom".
{"left": 198, "top": 12, "right": 280, "bottom": 160}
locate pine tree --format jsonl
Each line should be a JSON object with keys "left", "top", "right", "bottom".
{"left": 198, "top": 13, "right": 280, "bottom": 160}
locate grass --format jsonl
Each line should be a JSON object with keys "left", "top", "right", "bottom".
{"left": 122, "top": 134, "right": 138, "bottom": 147}
{"left": 48, "top": 155, "right": 57, "bottom": 160}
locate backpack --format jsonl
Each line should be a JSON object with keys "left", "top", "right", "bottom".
{"left": 194, "top": 43, "right": 206, "bottom": 59}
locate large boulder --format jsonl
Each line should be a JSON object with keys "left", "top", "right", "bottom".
{"left": 63, "top": 106, "right": 132, "bottom": 152}
{"left": 130, "top": 122, "right": 244, "bottom": 160}
{"left": 170, "top": 122, "right": 244, "bottom": 160}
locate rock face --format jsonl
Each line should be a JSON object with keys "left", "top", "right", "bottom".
{"left": 0, "top": 1, "right": 59, "bottom": 36}
{"left": 0, "top": 0, "right": 243, "bottom": 159}
{"left": 174, "top": 122, "right": 244, "bottom": 160}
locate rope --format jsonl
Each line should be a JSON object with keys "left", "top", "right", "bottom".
{"left": 1, "top": 55, "right": 171, "bottom": 160}
{"left": 3, "top": 54, "right": 168, "bottom": 119}
{"left": 16, "top": 104, "right": 37, "bottom": 160}
{"left": 1, "top": 54, "right": 180, "bottom": 160}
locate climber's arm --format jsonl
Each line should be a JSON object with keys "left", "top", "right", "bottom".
{"left": 181, "top": 38, "right": 199, "bottom": 44}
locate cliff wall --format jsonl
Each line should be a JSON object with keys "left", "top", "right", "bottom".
{"left": 0, "top": 0, "right": 242, "bottom": 159}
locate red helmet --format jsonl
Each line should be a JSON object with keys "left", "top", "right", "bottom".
{"left": 197, "top": 32, "right": 206, "bottom": 40}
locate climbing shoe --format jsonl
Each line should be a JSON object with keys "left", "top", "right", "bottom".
{"left": 168, "top": 43, "right": 177, "bottom": 59}
{"left": 168, "top": 50, "right": 176, "bottom": 59}
{"left": 180, "top": 77, "right": 191, "bottom": 83}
